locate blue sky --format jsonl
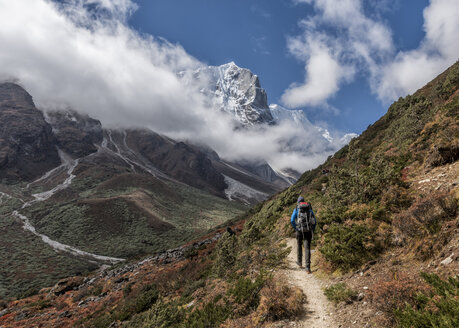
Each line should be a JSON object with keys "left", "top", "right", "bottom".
{"left": 129, "top": 0, "right": 438, "bottom": 134}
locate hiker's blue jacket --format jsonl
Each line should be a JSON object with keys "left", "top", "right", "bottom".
{"left": 291, "top": 207, "right": 316, "bottom": 232}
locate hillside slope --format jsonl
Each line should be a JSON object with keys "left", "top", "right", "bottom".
{"left": 1, "top": 62, "right": 458, "bottom": 327}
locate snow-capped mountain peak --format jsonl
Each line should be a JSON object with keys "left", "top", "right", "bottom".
{"left": 194, "top": 62, "right": 274, "bottom": 125}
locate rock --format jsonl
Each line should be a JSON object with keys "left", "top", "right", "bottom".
{"left": 0, "top": 83, "right": 60, "bottom": 183}
{"left": 78, "top": 297, "right": 96, "bottom": 307}
{"left": 193, "top": 62, "right": 274, "bottom": 126}
{"left": 440, "top": 254, "right": 454, "bottom": 265}
{"left": 14, "top": 311, "right": 29, "bottom": 321}
{"left": 357, "top": 292, "right": 365, "bottom": 301}
{"left": 54, "top": 276, "right": 85, "bottom": 296}
{"left": 127, "top": 129, "right": 227, "bottom": 197}
{"left": 363, "top": 286, "right": 369, "bottom": 290}
{"left": 0, "top": 308, "right": 10, "bottom": 318}
{"left": 58, "top": 310, "right": 72, "bottom": 318}
{"left": 114, "top": 277, "right": 129, "bottom": 284}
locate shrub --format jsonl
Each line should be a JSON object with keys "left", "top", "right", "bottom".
{"left": 324, "top": 283, "right": 358, "bottom": 304}
{"left": 320, "top": 223, "right": 380, "bottom": 271}
{"left": 369, "top": 273, "right": 430, "bottom": 324}
{"left": 25, "top": 299, "right": 52, "bottom": 310}
{"left": 115, "top": 284, "right": 159, "bottom": 321}
{"left": 181, "top": 279, "right": 206, "bottom": 300}
{"left": 257, "top": 281, "right": 304, "bottom": 321}
{"left": 183, "top": 301, "right": 231, "bottom": 327}
{"left": 213, "top": 233, "right": 239, "bottom": 277}
{"left": 126, "top": 299, "right": 184, "bottom": 328}
{"left": 395, "top": 273, "right": 459, "bottom": 328}
{"left": 435, "top": 61, "right": 459, "bottom": 100}
{"left": 381, "top": 184, "right": 413, "bottom": 212}
{"left": 228, "top": 275, "right": 265, "bottom": 312}
{"left": 221, "top": 281, "right": 304, "bottom": 328}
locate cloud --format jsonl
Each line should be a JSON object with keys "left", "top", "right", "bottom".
{"left": 281, "top": 33, "right": 354, "bottom": 107}
{"left": 0, "top": 0, "right": 343, "bottom": 173}
{"left": 285, "top": 0, "right": 459, "bottom": 107}
{"left": 375, "top": 0, "right": 459, "bottom": 101}
{"left": 282, "top": 0, "right": 393, "bottom": 108}
{"left": 0, "top": 0, "right": 207, "bottom": 133}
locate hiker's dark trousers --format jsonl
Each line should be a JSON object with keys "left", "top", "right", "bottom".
{"left": 296, "top": 230, "right": 312, "bottom": 269}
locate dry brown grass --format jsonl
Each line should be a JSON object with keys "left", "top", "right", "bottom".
{"left": 221, "top": 279, "right": 304, "bottom": 328}
{"left": 393, "top": 191, "right": 458, "bottom": 240}
{"left": 369, "top": 273, "right": 431, "bottom": 325}
{"left": 256, "top": 281, "right": 304, "bottom": 321}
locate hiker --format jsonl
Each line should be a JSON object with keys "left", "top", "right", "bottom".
{"left": 291, "top": 196, "right": 316, "bottom": 273}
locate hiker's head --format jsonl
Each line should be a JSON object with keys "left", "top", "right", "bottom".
{"left": 297, "top": 196, "right": 304, "bottom": 203}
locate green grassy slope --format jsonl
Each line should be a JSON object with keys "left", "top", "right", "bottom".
{"left": 0, "top": 193, "right": 99, "bottom": 300}
{"left": 24, "top": 173, "right": 246, "bottom": 258}
{"left": 1, "top": 168, "right": 246, "bottom": 300}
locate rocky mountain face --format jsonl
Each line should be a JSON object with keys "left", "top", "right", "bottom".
{"left": 124, "top": 129, "right": 227, "bottom": 197}
{"left": 195, "top": 62, "right": 274, "bottom": 125}
{"left": 0, "top": 83, "right": 60, "bottom": 183}
{"left": 44, "top": 110, "right": 103, "bottom": 158}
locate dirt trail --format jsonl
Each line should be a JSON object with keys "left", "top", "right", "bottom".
{"left": 279, "top": 238, "right": 337, "bottom": 328}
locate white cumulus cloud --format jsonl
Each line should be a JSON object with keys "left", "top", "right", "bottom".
{"left": 281, "top": 34, "right": 354, "bottom": 107}
{"left": 375, "top": 0, "right": 459, "bottom": 101}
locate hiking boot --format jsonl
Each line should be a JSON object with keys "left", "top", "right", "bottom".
{"left": 296, "top": 261, "right": 302, "bottom": 267}
{"left": 306, "top": 267, "right": 312, "bottom": 274}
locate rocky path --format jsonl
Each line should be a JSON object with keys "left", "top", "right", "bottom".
{"left": 281, "top": 238, "right": 337, "bottom": 328}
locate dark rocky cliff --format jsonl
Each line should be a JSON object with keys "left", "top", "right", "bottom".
{"left": 0, "top": 83, "right": 59, "bottom": 182}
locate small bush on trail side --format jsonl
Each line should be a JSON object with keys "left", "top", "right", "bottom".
{"left": 257, "top": 281, "right": 304, "bottom": 321}
{"left": 221, "top": 280, "right": 304, "bottom": 328}
{"left": 395, "top": 273, "right": 459, "bottom": 328}
{"left": 228, "top": 275, "right": 266, "bottom": 314}
{"left": 324, "top": 283, "right": 358, "bottom": 304}
{"left": 320, "top": 223, "right": 380, "bottom": 271}
{"left": 369, "top": 273, "right": 431, "bottom": 325}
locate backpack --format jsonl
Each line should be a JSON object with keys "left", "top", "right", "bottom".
{"left": 296, "top": 202, "right": 314, "bottom": 233}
